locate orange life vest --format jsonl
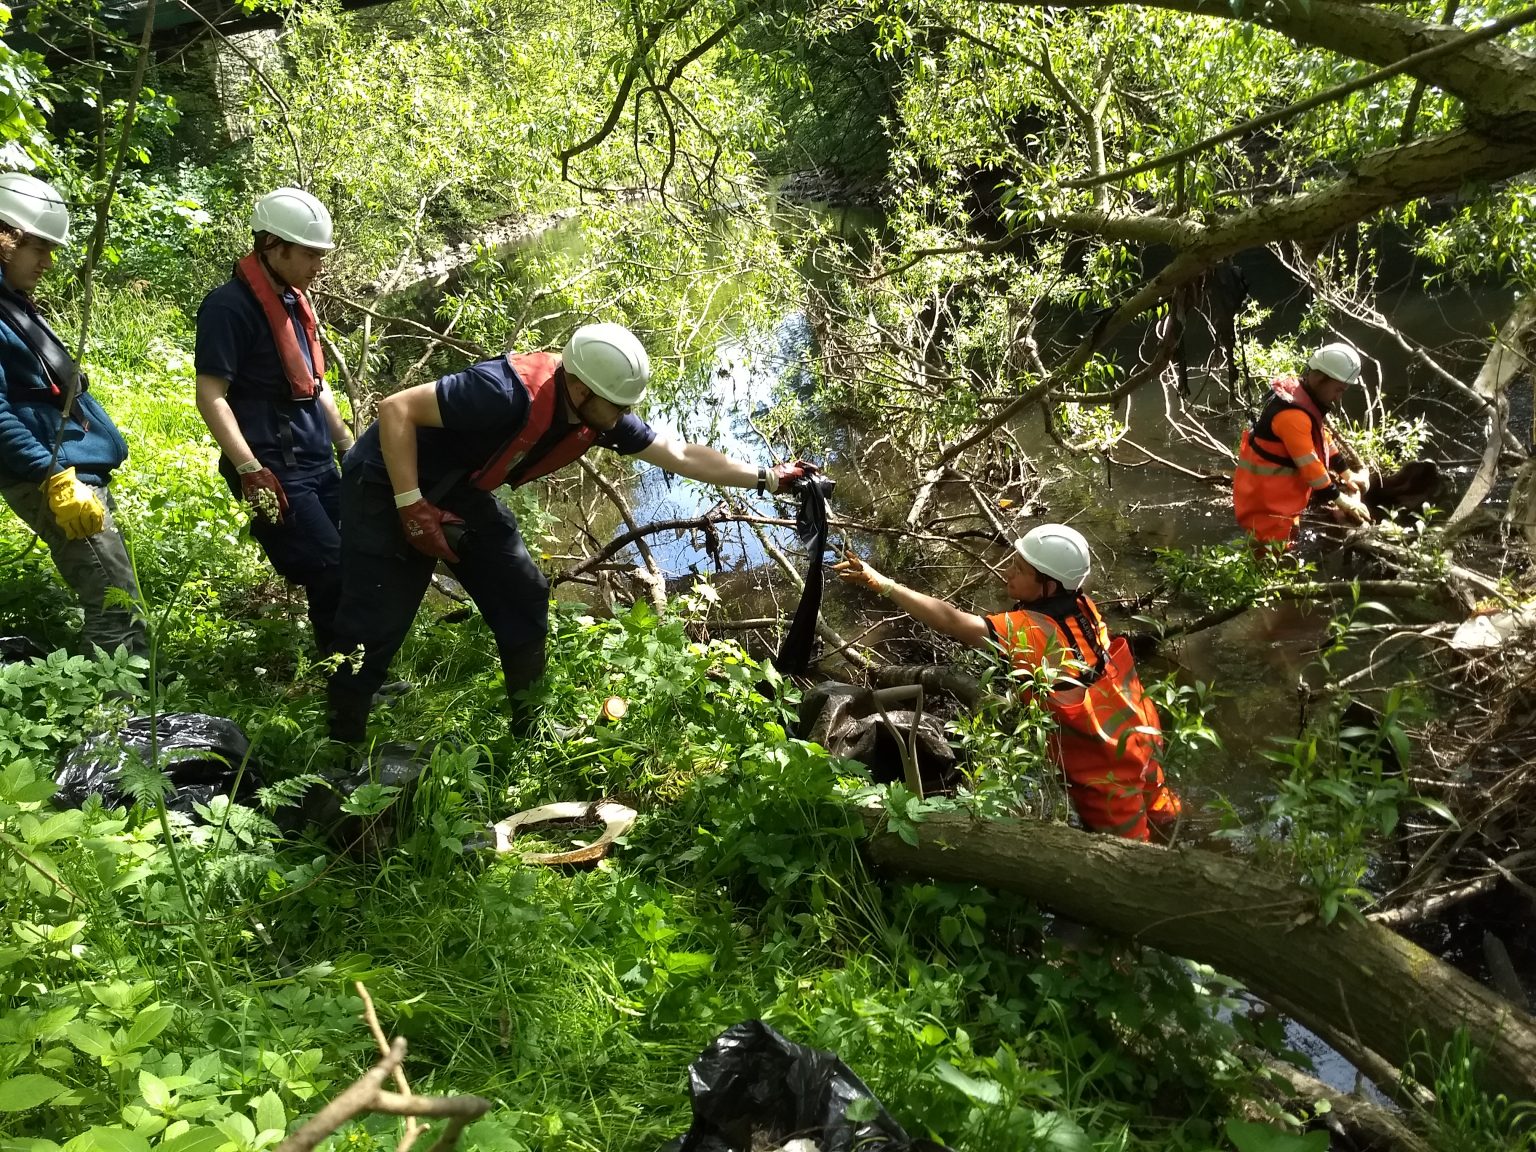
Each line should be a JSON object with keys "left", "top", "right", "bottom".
{"left": 234, "top": 253, "right": 324, "bottom": 400}
{"left": 987, "top": 595, "right": 1180, "bottom": 841}
{"left": 1233, "top": 377, "right": 1338, "bottom": 543}
{"left": 470, "top": 352, "right": 600, "bottom": 490}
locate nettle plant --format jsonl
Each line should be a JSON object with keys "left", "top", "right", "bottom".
{"left": 0, "top": 648, "right": 148, "bottom": 763}
{"left": 0, "top": 754, "right": 396, "bottom": 1151}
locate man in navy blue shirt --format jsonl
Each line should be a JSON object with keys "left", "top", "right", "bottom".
{"left": 195, "top": 188, "right": 354, "bottom": 654}
{"left": 328, "top": 322, "right": 814, "bottom": 742}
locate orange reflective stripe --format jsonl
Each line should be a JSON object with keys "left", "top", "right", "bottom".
{"left": 1236, "top": 457, "right": 1293, "bottom": 476}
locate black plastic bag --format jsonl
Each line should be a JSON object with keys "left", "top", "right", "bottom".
{"left": 56, "top": 713, "right": 262, "bottom": 813}
{"left": 771, "top": 474, "right": 835, "bottom": 678}
{"left": 0, "top": 636, "right": 44, "bottom": 664}
{"left": 292, "top": 742, "right": 427, "bottom": 852}
{"left": 661, "top": 1020, "right": 946, "bottom": 1152}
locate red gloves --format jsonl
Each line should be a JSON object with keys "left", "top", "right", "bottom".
{"left": 769, "top": 459, "right": 819, "bottom": 494}
{"left": 240, "top": 467, "right": 289, "bottom": 525}
{"left": 398, "top": 498, "right": 463, "bottom": 562}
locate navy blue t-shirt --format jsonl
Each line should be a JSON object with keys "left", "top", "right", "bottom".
{"left": 195, "top": 276, "right": 334, "bottom": 476}
{"left": 350, "top": 355, "right": 655, "bottom": 491}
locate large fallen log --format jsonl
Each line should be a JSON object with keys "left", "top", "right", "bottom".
{"left": 857, "top": 808, "right": 1536, "bottom": 1101}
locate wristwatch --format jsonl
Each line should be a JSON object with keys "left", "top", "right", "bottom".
{"left": 756, "top": 466, "right": 768, "bottom": 495}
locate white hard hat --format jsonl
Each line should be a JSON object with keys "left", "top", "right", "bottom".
{"left": 0, "top": 173, "right": 69, "bottom": 246}
{"left": 562, "top": 323, "right": 650, "bottom": 406}
{"left": 1014, "top": 524, "right": 1092, "bottom": 590}
{"left": 251, "top": 187, "right": 335, "bottom": 250}
{"left": 1307, "top": 342, "right": 1361, "bottom": 386}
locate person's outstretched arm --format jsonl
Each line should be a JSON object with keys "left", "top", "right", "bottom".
{"left": 833, "top": 552, "right": 990, "bottom": 649}
{"left": 636, "top": 435, "right": 813, "bottom": 492}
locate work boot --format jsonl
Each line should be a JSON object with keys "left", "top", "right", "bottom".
{"left": 501, "top": 643, "right": 548, "bottom": 738}
{"left": 372, "top": 680, "right": 413, "bottom": 705}
{"left": 328, "top": 689, "right": 372, "bottom": 745}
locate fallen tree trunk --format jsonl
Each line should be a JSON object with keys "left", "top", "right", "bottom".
{"left": 857, "top": 808, "right": 1536, "bottom": 1101}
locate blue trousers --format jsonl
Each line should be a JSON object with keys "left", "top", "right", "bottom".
{"left": 221, "top": 461, "right": 343, "bottom": 653}
{"left": 327, "top": 466, "right": 550, "bottom": 738}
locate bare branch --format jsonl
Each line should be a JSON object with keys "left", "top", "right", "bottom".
{"left": 313, "top": 290, "right": 493, "bottom": 361}
{"left": 273, "top": 996, "right": 491, "bottom": 1152}
{"left": 558, "top": 0, "right": 702, "bottom": 177}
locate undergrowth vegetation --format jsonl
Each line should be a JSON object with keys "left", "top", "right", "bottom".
{"left": 0, "top": 293, "right": 1305, "bottom": 1152}
{"left": 3, "top": 0, "right": 1531, "bottom": 1145}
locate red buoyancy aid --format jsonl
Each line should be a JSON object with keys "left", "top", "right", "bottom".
{"left": 470, "top": 352, "right": 599, "bottom": 491}
{"left": 234, "top": 253, "right": 324, "bottom": 400}
{"left": 989, "top": 596, "right": 1180, "bottom": 841}
{"left": 1244, "top": 376, "right": 1333, "bottom": 471}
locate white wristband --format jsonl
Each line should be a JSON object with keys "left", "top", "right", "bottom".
{"left": 876, "top": 576, "right": 896, "bottom": 597}
{"left": 394, "top": 487, "right": 423, "bottom": 509}
{"left": 234, "top": 459, "right": 262, "bottom": 475}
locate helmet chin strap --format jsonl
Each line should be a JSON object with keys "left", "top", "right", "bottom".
{"left": 258, "top": 246, "right": 292, "bottom": 291}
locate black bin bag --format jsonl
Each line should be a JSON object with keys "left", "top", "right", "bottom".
{"left": 661, "top": 1020, "right": 950, "bottom": 1152}
{"left": 56, "top": 713, "right": 262, "bottom": 813}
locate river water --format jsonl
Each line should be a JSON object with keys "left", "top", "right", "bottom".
{"left": 379, "top": 208, "right": 1530, "bottom": 1061}
{"left": 388, "top": 206, "right": 1519, "bottom": 825}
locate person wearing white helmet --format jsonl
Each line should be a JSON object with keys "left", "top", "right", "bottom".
{"left": 194, "top": 187, "right": 353, "bottom": 654}
{"left": 0, "top": 171, "right": 147, "bottom": 658}
{"left": 1233, "top": 341, "right": 1374, "bottom": 547}
{"left": 835, "top": 523, "right": 1181, "bottom": 842}
{"left": 325, "top": 322, "right": 819, "bottom": 743}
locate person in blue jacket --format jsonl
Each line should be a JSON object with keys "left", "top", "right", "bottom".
{"left": 0, "top": 172, "right": 146, "bottom": 657}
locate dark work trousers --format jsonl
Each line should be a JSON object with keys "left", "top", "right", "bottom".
{"left": 327, "top": 466, "right": 550, "bottom": 741}
{"left": 221, "top": 461, "right": 343, "bottom": 654}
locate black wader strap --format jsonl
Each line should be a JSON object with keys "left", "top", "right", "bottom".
{"left": 0, "top": 287, "right": 83, "bottom": 403}
{"left": 1247, "top": 394, "right": 1323, "bottom": 470}
{"left": 1247, "top": 436, "right": 1298, "bottom": 470}
{"left": 1031, "top": 590, "right": 1109, "bottom": 688}
{"left": 275, "top": 403, "right": 299, "bottom": 469}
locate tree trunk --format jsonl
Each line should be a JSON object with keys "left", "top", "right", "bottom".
{"left": 858, "top": 808, "right": 1536, "bottom": 1101}
{"left": 1449, "top": 295, "right": 1536, "bottom": 525}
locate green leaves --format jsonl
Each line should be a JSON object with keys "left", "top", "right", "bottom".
{"left": 0, "top": 1073, "right": 68, "bottom": 1111}
{"left": 127, "top": 1005, "right": 175, "bottom": 1050}
{"left": 1225, "top": 1119, "right": 1329, "bottom": 1152}
{"left": 61, "top": 1130, "right": 149, "bottom": 1152}
{"left": 252, "top": 1091, "right": 285, "bottom": 1138}
{"left": 932, "top": 1059, "right": 1002, "bottom": 1105}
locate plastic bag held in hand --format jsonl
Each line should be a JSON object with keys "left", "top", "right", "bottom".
{"left": 41, "top": 467, "right": 105, "bottom": 539}
{"left": 239, "top": 467, "right": 289, "bottom": 525}
{"left": 398, "top": 498, "right": 463, "bottom": 562}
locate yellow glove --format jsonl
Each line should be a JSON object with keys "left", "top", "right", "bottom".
{"left": 41, "top": 468, "right": 106, "bottom": 540}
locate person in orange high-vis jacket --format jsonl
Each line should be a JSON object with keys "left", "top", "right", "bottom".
{"left": 834, "top": 525, "right": 1181, "bottom": 842}
{"left": 1234, "top": 342, "right": 1373, "bottom": 547}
